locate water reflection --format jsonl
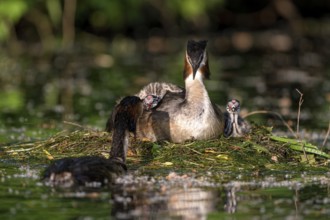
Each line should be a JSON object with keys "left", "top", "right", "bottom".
{"left": 221, "top": 176, "right": 330, "bottom": 218}
{"left": 167, "top": 188, "right": 215, "bottom": 219}
{"left": 224, "top": 185, "right": 238, "bottom": 214}
{"left": 1, "top": 163, "right": 330, "bottom": 219}
{"left": 109, "top": 172, "right": 330, "bottom": 219}
{"left": 111, "top": 173, "right": 218, "bottom": 219}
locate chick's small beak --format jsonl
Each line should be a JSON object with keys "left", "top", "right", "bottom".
{"left": 228, "top": 103, "right": 236, "bottom": 112}
{"left": 230, "top": 106, "right": 235, "bottom": 112}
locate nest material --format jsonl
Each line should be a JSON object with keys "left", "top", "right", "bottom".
{"left": 2, "top": 125, "right": 330, "bottom": 172}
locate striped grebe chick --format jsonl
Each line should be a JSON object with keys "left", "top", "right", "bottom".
{"left": 136, "top": 82, "right": 183, "bottom": 110}
{"left": 224, "top": 99, "right": 251, "bottom": 137}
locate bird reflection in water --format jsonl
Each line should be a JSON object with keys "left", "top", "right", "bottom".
{"left": 110, "top": 173, "right": 218, "bottom": 219}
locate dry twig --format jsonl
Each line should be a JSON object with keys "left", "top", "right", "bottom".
{"left": 295, "top": 89, "right": 307, "bottom": 162}
{"left": 321, "top": 121, "right": 330, "bottom": 150}
{"left": 295, "top": 89, "right": 304, "bottom": 139}
{"left": 63, "top": 121, "right": 85, "bottom": 128}
{"left": 243, "top": 110, "right": 297, "bottom": 138}
{"left": 63, "top": 121, "right": 97, "bottom": 132}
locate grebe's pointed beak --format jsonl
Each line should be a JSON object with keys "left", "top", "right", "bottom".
{"left": 186, "top": 40, "right": 207, "bottom": 80}
{"left": 189, "top": 58, "right": 200, "bottom": 80}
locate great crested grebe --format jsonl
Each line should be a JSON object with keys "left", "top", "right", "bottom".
{"left": 109, "top": 40, "right": 224, "bottom": 143}
{"left": 224, "top": 99, "right": 251, "bottom": 137}
{"left": 43, "top": 96, "right": 143, "bottom": 187}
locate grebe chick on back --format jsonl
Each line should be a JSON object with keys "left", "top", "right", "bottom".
{"left": 136, "top": 82, "right": 184, "bottom": 110}
{"left": 43, "top": 96, "right": 143, "bottom": 187}
{"left": 134, "top": 40, "right": 224, "bottom": 143}
{"left": 224, "top": 99, "right": 251, "bottom": 137}
{"left": 105, "top": 82, "right": 183, "bottom": 131}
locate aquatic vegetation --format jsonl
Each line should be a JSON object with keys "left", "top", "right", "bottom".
{"left": 2, "top": 125, "right": 329, "bottom": 174}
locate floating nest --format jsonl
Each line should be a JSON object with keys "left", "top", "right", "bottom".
{"left": 2, "top": 125, "right": 330, "bottom": 173}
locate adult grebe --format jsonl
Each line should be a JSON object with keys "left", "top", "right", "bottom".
{"left": 224, "top": 99, "right": 251, "bottom": 137}
{"left": 107, "top": 40, "right": 224, "bottom": 143}
{"left": 43, "top": 96, "right": 143, "bottom": 187}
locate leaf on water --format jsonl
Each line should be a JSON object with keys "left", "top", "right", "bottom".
{"left": 43, "top": 149, "right": 54, "bottom": 160}
{"left": 101, "top": 152, "right": 109, "bottom": 159}
{"left": 205, "top": 149, "right": 216, "bottom": 153}
{"left": 216, "top": 154, "right": 229, "bottom": 160}
{"left": 251, "top": 143, "right": 270, "bottom": 154}
{"left": 265, "top": 163, "right": 276, "bottom": 169}
{"left": 270, "top": 135, "right": 330, "bottom": 159}
{"left": 162, "top": 162, "right": 173, "bottom": 166}
{"left": 300, "top": 154, "right": 316, "bottom": 165}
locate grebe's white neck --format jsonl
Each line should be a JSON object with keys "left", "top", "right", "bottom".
{"left": 184, "top": 70, "right": 209, "bottom": 104}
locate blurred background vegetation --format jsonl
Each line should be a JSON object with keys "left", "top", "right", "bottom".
{"left": 0, "top": 0, "right": 329, "bottom": 142}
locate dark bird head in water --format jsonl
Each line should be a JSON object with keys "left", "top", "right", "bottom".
{"left": 184, "top": 40, "right": 210, "bottom": 80}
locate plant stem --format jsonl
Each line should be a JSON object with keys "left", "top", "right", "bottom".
{"left": 295, "top": 89, "right": 308, "bottom": 162}
{"left": 321, "top": 121, "right": 330, "bottom": 150}
{"left": 295, "top": 89, "right": 304, "bottom": 140}
{"left": 243, "top": 110, "right": 297, "bottom": 138}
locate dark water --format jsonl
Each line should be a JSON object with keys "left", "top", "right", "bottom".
{"left": 0, "top": 160, "right": 330, "bottom": 219}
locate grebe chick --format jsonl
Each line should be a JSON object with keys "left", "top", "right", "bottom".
{"left": 136, "top": 82, "right": 184, "bottom": 110}
{"left": 105, "top": 82, "right": 183, "bottom": 132}
{"left": 143, "top": 95, "right": 160, "bottom": 110}
{"left": 133, "top": 40, "right": 224, "bottom": 143}
{"left": 224, "top": 99, "right": 251, "bottom": 137}
{"left": 43, "top": 96, "right": 143, "bottom": 187}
